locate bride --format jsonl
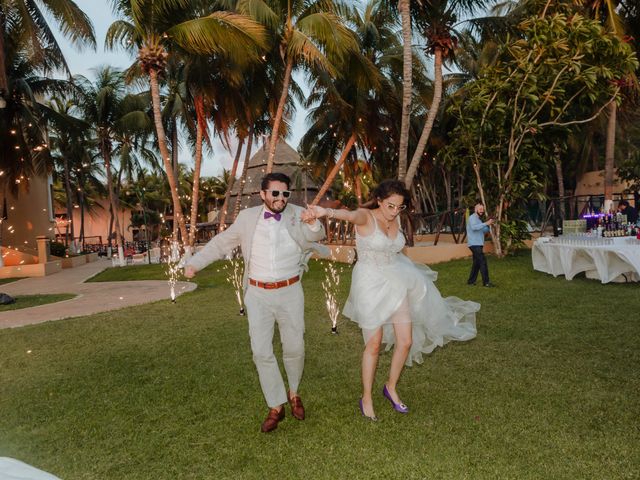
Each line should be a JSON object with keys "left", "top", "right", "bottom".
{"left": 307, "top": 180, "right": 479, "bottom": 421}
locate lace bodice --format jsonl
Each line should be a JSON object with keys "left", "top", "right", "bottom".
{"left": 356, "top": 213, "right": 405, "bottom": 266}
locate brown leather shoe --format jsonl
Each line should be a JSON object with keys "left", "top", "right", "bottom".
{"left": 288, "top": 394, "right": 305, "bottom": 420}
{"left": 260, "top": 407, "right": 285, "bottom": 433}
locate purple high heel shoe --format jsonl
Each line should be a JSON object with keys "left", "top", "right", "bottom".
{"left": 359, "top": 398, "right": 378, "bottom": 422}
{"left": 382, "top": 384, "right": 409, "bottom": 414}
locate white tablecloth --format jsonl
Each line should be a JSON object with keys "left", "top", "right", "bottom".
{"left": 532, "top": 238, "right": 640, "bottom": 283}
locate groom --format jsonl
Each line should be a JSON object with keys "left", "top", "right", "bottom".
{"left": 184, "top": 172, "right": 327, "bottom": 433}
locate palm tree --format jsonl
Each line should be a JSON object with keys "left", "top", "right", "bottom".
{"left": 181, "top": 52, "right": 246, "bottom": 242}
{"left": 217, "top": 51, "right": 284, "bottom": 229}
{"left": 397, "top": 0, "right": 412, "bottom": 180}
{"left": 0, "top": 39, "right": 76, "bottom": 193}
{"left": 403, "top": 0, "right": 489, "bottom": 189}
{"left": 47, "top": 96, "right": 92, "bottom": 252}
{"left": 302, "top": 1, "right": 398, "bottom": 204}
{"left": 74, "top": 67, "right": 147, "bottom": 264}
{"left": 584, "top": 0, "right": 636, "bottom": 210}
{"left": 107, "top": 0, "right": 268, "bottom": 245}
{"left": 237, "top": 0, "right": 359, "bottom": 173}
{"left": 0, "top": 0, "right": 95, "bottom": 99}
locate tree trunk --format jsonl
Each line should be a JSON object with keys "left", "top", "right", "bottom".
{"left": 311, "top": 133, "right": 357, "bottom": 206}
{"left": 114, "top": 165, "right": 125, "bottom": 247}
{"left": 149, "top": 68, "right": 188, "bottom": 244}
{"left": 63, "top": 156, "right": 75, "bottom": 251}
{"left": 397, "top": 0, "right": 412, "bottom": 181}
{"left": 218, "top": 137, "right": 245, "bottom": 232}
{"left": 170, "top": 119, "right": 179, "bottom": 239}
{"left": 188, "top": 96, "right": 206, "bottom": 248}
{"left": 405, "top": 48, "right": 444, "bottom": 189}
{"left": 554, "top": 146, "right": 565, "bottom": 219}
{"left": 108, "top": 206, "right": 114, "bottom": 253}
{"left": 171, "top": 118, "right": 179, "bottom": 196}
{"left": 350, "top": 150, "right": 362, "bottom": 205}
{"left": 78, "top": 172, "right": 86, "bottom": 251}
{"left": 102, "top": 143, "right": 125, "bottom": 265}
{"left": 442, "top": 166, "right": 452, "bottom": 212}
{"left": 266, "top": 57, "right": 294, "bottom": 173}
{"left": 0, "top": 13, "right": 8, "bottom": 94}
{"left": 233, "top": 126, "right": 254, "bottom": 219}
{"left": 604, "top": 100, "right": 616, "bottom": 212}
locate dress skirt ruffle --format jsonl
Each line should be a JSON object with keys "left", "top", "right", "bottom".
{"left": 343, "top": 253, "right": 479, "bottom": 366}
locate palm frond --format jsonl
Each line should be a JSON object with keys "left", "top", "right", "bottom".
{"left": 167, "top": 11, "right": 268, "bottom": 61}
{"left": 38, "top": 0, "right": 97, "bottom": 49}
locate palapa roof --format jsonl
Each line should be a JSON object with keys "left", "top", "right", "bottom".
{"left": 227, "top": 140, "right": 321, "bottom": 220}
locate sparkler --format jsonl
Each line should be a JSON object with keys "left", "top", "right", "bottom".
{"left": 223, "top": 247, "right": 244, "bottom": 315}
{"left": 321, "top": 249, "right": 345, "bottom": 334}
{"left": 167, "top": 239, "right": 182, "bottom": 303}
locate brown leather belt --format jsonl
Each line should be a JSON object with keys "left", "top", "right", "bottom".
{"left": 249, "top": 275, "right": 300, "bottom": 290}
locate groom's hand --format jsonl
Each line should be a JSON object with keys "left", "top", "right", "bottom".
{"left": 300, "top": 208, "right": 316, "bottom": 224}
{"left": 184, "top": 265, "right": 196, "bottom": 278}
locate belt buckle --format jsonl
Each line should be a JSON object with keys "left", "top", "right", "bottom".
{"left": 264, "top": 282, "right": 276, "bottom": 289}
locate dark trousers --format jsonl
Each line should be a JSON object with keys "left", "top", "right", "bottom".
{"left": 468, "top": 246, "right": 489, "bottom": 285}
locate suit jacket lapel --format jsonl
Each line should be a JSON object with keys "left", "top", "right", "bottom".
{"left": 282, "top": 206, "right": 301, "bottom": 243}
{"left": 243, "top": 206, "right": 262, "bottom": 263}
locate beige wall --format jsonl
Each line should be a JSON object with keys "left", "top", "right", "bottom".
{"left": 575, "top": 170, "right": 633, "bottom": 199}
{"left": 1, "top": 175, "right": 55, "bottom": 259}
{"left": 55, "top": 199, "right": 134, "bottom": 245}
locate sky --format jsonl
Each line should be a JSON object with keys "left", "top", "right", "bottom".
{"left": 56, "top": 0, "right": 310, "bottom": 178}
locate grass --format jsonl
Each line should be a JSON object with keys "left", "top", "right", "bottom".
{"left": 0, "top": 253, "right": 638, "bottom": 479}
{"left": 0, "top": 278, "right": 24, "bottom": 285}
{"left": 0, "top": 294, "right": 76, "bottom": 312}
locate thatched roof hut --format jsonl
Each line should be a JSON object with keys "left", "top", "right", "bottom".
{"left": 227, "top": 140, "right": 321, "bottom": 221}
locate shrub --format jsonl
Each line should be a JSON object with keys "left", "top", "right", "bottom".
{"left": 49, "top": 241, "right": 66, "bottom": 257}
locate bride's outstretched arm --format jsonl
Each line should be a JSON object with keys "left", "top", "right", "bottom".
{"left": 307, "top": 205, "right": 369, "bottom": 226}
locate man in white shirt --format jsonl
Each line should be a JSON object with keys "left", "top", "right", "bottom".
{"left": 184, "top": 173, "right": 327, "bottom": 433}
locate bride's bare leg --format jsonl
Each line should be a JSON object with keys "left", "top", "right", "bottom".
{"left": 361, "top": 327, "right": 382, "bottom": 417}
{"left": 386, "top": 299, "right": 412, "bottom": 404}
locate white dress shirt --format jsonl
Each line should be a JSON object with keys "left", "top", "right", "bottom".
{"left": 249, "top": 207, "right": 302, "bottom": 282}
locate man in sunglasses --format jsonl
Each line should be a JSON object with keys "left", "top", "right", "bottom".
{"left": 184, "top": 172, "right": 327, "bottom": 433}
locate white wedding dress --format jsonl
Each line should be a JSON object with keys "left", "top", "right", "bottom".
{"left": 343, "top": 214, "right": 479, "bottom": 366}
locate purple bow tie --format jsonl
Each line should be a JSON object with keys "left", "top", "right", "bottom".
{"left": 264, "top": 211, "right": 281, "bottom": 221}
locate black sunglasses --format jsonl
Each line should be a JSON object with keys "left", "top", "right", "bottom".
{"left": 264, "top": 190, "right": 291, "bottom": 198}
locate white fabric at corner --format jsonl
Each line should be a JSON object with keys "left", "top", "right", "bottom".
{"left": 0, "top": 458, "right": 60, "bottom": 480}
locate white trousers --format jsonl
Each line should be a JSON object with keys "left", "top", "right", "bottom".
{"left": 244, "top": 282, "right": 305, "bottom": 408}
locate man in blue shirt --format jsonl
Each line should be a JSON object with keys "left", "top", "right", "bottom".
{"left": 466, "top": 203, "right": 494, "bottom": 287}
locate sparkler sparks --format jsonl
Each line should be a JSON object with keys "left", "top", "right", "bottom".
{"left": 222, "top": 247, "right": 244, "bottom": 315}
{"left": 321, "top": 251, "right": 345, "bottom": 334}
{"left": 167, "top": 239, "right": 182, "bottom": 303}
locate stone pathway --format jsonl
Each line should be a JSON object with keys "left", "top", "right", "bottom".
{"left": 0, "top": 259, "right": 197, "bottom": 329}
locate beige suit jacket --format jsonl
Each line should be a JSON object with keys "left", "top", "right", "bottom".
{"left": 185, "top": 204, "right": 328, "bottom": 292}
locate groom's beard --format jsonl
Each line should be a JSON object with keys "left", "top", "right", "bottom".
{"left": 264, "top": 197, "right": 288, "bottom": 214}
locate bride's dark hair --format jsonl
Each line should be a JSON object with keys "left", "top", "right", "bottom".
{"left": 362, "top": 179, "right": 412, "bottom": 210}
{"left": 362, "top": 179, "right": 414, "bottom": 246}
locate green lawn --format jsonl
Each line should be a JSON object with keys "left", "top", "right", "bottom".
{"left": 0, "top": 278, "right": 23, "bottom": 285}
{"left": 1, "top": 254, "right": 638, "bottom": 479}
{"left": 0, "top": 294, "right": 76, "bottom": 312}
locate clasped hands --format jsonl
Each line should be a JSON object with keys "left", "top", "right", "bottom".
{"left": 300, "top": 205, "right": 327, "bottom": 224}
